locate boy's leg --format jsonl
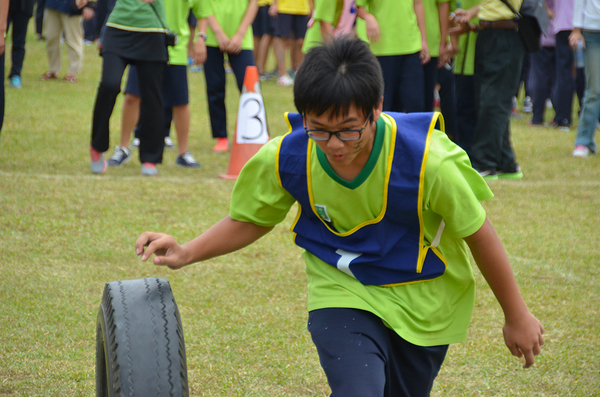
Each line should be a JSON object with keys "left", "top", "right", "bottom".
{"left": 204, "top": 46, "right": 227, "bottom": 139}
{"left": 553, "top": 31, "right": 575, "bottom": 127}
{"left": 173, "top": 105, "right": 190, "bottom": 155}
{"left": 44, "top": 9, "right": 62, "bottom": 74}
{"left": 290, "top": 14, "right": 309, "bottom": 71}
{"left": 423, "top": 58, "right": 438, "bottom": 112}
{"left": 135, "top": 60, "right": 166, "bottom": 164}
{"left": 575, "top": 31, "right": 600, "bottom": 153}
{"left": 273, "top": 13, "right": 293, "bottom": 79}
{"left": 91, "top": 53, "right": 129, "bottom": 153}
{"left": 162, "top": 64, "right": 192, "bottom": 156}
{"left": 528, "top": 47, "right": 554, "bottom": 125}
{"left": 308, "top": 308, "right": 447, "bottom": 397}
{"left": 397, "top": 52, "right": 425, "bottom": 113}
{"left": 455, "top": 74, "right": 477, "bottom": 156}
{"left": 8, "top": 9, "right": 30, "bottom": 79}
{"left": 62, "top": 14, "right": 84, "bottom": 77}
{"left": 228, "top": 49, "right": 255, "bottom": 92}
{"left": 120, "top": 66, "right": 141, "bottom": 148}
{"left": 438, "top": 65, "right": 458, "bottom": 141}
{"left": 377, "top": 55, "right": 401, "bottom": 112}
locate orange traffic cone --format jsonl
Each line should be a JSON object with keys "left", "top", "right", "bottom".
{"left": 218, "top": 66, "right": 270, "bottom": 180}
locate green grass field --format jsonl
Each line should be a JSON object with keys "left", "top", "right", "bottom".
{"left": 1, "top": 28, "right": 599, "bottom": 396}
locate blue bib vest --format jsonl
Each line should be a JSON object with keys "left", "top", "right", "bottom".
{"left": 276, "top": 111, "right": 447, "bottom": 286}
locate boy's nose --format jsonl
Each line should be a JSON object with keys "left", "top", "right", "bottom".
{"left": 327, "top": 135, "right": 345, "bottom": 149}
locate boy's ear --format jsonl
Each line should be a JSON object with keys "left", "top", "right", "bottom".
{"left": 372, "top": 97, "right": 384, "bottom": 122}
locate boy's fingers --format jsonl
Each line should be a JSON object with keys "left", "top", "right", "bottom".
{"left": 522, "top": 348, "right": 535, "bottom": 368}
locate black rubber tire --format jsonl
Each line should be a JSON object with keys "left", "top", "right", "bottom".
{"left": 96, "top": 278, "right": 189, "bottom": 397}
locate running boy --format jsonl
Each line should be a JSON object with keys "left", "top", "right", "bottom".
{"left": 136, "top": 37, "right": 544, "bottom": 396}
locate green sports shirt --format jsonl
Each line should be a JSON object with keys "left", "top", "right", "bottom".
{"left": 163, "top": 0, "right": 212, "bottom": 65}
{"left": 302, "top": 0, "right": 368, "bottom": 53}
{"left": 423, "top": 0, "right": 450, "bottom": 58}
{"left": 205, "top": 0, "right": 254, "bottom": 50}
{"left": 229, "top": 114, "right": 494, "bottom": 346}
{"left": 107, "top": 0, "right": 168, "bottom": 32}
{"left": 356, "top": 0, "right": 422, "bottom": 56}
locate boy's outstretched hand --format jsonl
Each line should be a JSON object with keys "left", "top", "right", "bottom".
{"left": 136, "top": 232, "right": 188, "bottom": 269}
{"left": 503, "top": 311, "right": 545, "bottom": 368}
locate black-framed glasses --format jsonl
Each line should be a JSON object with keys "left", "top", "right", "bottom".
{"left": 303, "top": 112, "right": 372, "bottom": 142}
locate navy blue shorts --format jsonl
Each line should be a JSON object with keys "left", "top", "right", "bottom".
{"left": 253, "top": 5, "right": 275, "bottom": 37}
{"left": 274, "top": 13, "right": 309, "bottom": 39}
{"left": 125, "top": 64, "right": 189, "bottom": 107}
{"left": 308, "top": 308, "right": 448, "bottom": 397}
{"left": 188, "top": 10, "right": 197, "bottom": 28}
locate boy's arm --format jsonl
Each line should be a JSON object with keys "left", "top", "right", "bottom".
{"left": 193, "top": 17, "right": 208, "bottom": 64}
{"left": 414, "top": 0, "right": 430, "bottom": 64}
{"left": 464, "top": 218, "right": 545, "bottom": 368}
{"left": 136, "top": 216, "right": 273, "bottom": 269}
{"left": 437, "top": 1, "right": 450, "bottom": 67}
{"left": 357, "top": 6, "right": 381, "bottom": 43}
{"left": 320, "top": 20, "right": 334, "bottom": 42}
{"left": 0, "top": 0, "right": 8, "bottom": 56}
{"left": 227, "top": 0, "right": 259, "bottom": 54}
{"left": 207, "top": 14, "right": 230, "bottom": 51}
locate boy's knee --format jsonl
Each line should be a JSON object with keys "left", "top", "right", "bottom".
{"left": 98, "top": 80, "right": 121, "bottom": 97}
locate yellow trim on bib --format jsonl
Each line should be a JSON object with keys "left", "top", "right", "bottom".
{"left": 416, "top": 112, "right": 443, "bottom": 273}
{"left": 275, "top": 112, "right": 295, "bottom": 188}
{"left": 302, "top": 113, "right": 398, "bottom": 237}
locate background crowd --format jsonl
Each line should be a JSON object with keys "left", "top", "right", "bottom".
{"left": 0, "top": 0, "right": 598, "bottom": 175}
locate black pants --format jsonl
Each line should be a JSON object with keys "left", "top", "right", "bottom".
{"left": 377, "top": 53, "right": 425, "bottom": 113}
{"left": 7, "top": 9, "right": 31, "bottom": 78}
{"left": 472, "top": 29, "right": 525, "bottom": 172}
{"left": 455, "top": 74, "right": 477, "bottom": 157}
{"left": 204, "top": 46, "right": 255, "bottom": 139}
{"left": 91, "top": 53, "right": 165, "bottom": 164}
{"left": 35, "top": 0, "right": 45, "bottom": 35}
{"left": 308, "top": 308, "right": 448, "bottom": 397}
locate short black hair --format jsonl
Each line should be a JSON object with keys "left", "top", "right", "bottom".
{"left": 294, "top": 37, "right": 384, "bottom": 120}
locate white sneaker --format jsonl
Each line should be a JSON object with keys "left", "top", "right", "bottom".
{"left": 277, "top": 74, "right": 294, "bottom": 86}
{"left": 572, "top": 145, "right": 590, "bottom": 157}
{"left": 164, "top": 136, "right": 176, "bottom": 149}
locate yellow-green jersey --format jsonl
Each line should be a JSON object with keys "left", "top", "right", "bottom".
{"left": 423, "top": 0, "right": 450, "bottom": 58}
{"left": 229, "top": 113, "right": 493, "bottom": 346}
{"left": 205, "top": 0, "right": 255, "bottom": 50}
{"left": 356, "top": 0, "right": 422, "bottom": 56}
{"left": 302, "top": 0, "right": 367, "bottom": 53}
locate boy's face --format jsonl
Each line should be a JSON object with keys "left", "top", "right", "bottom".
{"left": 304, "top": 102, "right": 383, "bottom": 171}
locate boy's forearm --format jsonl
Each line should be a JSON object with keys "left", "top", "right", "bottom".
{"left": 206, "top": 14, "right": 226, "bottom": 37}
{"left": 0, "top": 0, "right": 9, "bottom": 33}
{"left": 235, "top": 0, "right": 259, "bottom": 38}
{"left": 414, "top": 0, "right": 427, "bottom": 43}
{"left": 464, "top": 218, "right": 529, "bottom": 321}
{"left": 181, "top": 216, "right": 273, "bottom": 265}
{"left": 438, "top": 2, "right": 450, "bottom": 44}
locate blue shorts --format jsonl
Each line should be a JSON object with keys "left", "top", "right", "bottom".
{"left": 188, "top": 11, "right": 197, "bottom": 28}
{"left": 274, "top": 13, "right": 309, "bottom": 39}
{"left": 125, "top": 64, "right": 189, "bottom": 107}
{"left": 308, "top": 308, "right": 448, "bottom": 397}
{"left": 253, "top": 5, "right": 275, "bottom": 37}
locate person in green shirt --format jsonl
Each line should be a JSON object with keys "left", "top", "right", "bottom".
{"left": 356, "top": 0, "right": 430, "bottom": 113}
{"left": 202, "top": 0, "right": 258, "bottom": 153}
{"left": 136, "top": 37, "right": 544, "bottom": 395}
{"left": 449, "top": 0, "right": 480, "bottom": 156}
{"left": 105, "top": 0, "right": 212, "bottom": 170}
{"left": 89, "top": 0, "right": 170, "bottom": 176}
